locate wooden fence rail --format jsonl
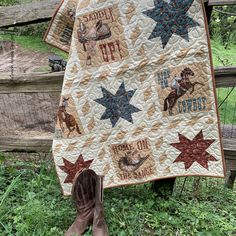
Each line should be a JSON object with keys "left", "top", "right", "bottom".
{"left": 0, "top": 0, "right": 236, "bottom": 28}
{"left": 206, "top": 0, "right": 236, "bottom": 5}
{"left": 0, "top": 0, "right": 60, "bottom": 28}
{"left": 0, "top": 66, "right": 235, "bottom": 153}
{"left": 0, "top": 66, "right": 235, "bottom": 94}
{"left": 0, "top": 72, "right": 64, "bottom": 93}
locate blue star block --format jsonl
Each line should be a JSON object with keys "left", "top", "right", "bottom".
{"left": 95, "top": 82, "right": 141, "bottom": 127}
{"left": 143, "top": 0, "right": 200, "bottom": 48}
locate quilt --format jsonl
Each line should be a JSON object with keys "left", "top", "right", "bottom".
{"left": 44, "top": 0, "right": 225, "bottom": 196}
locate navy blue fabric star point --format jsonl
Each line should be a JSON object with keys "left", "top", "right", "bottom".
{"left": 143, "top": 0, "right": 199, "bottom": 48}
{"left": 95, "top": 82, "right": 141, "bottom": 127}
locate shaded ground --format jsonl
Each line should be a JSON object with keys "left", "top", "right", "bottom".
{"left": 0, "top": 41, "right": 53, "bottom": 74}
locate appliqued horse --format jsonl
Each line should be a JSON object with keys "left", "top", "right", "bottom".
{"left": 164, "top": 68, "right": 204, "bottom": 115}
{"left": 57, "top": 106, "right": 81, "bottom": 138}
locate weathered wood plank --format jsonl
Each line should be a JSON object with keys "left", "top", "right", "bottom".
{"left": 0, "top": 0, "right": 60, "bottom": 28}
{"left": 0, "top": 0, "right": 235, "bottom": 28}
{"left": 0, "top": 72, "right": 64, "bottom": 93}
{"left": 0, "top": 137, "right": 52, "bottom": 152}
{"left": 0, "top": 136, "right": 235, "bottom": 155}
{"left": 204, "top": 0, "right": 236, "bottom": 5}
{"left": 223, "top": 138, "right": 236, "bottom": 152}
{"left": 214, "top": 67, "right": 236, "bottom": 88}
{"left": 0, "top": 92, "right": 59, "bottom": 136}
{"left": 0, "top": 66, "right": 235, "bottom": 93}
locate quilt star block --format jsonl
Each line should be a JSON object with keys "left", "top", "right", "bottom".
{"left": 143, "top": 0, "right": 200, "bottom": 48}
{"left": 95, "top": 82, "right": 141, "bottom": 127}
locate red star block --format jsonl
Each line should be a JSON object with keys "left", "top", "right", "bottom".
{"left": 59, "top": 154, "right": 93, "bottom": 183}
{"left": 170, "top": 130, "right": 217, "bottom": 170}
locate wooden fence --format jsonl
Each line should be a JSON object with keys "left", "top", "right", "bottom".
{"left": 0, "top": 67, "right": 235, "bottom": 152}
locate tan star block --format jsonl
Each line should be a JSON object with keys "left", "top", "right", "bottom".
{"left": 115, "top": 130, "right": 126, "bottom": 141}
{"left": 137, "top": 45, "right": 146, "bottom": 56}
{"left": 147, "top": 103, "right": 156, "bottom": 117}
{"left": 54, "top": 144, "right": 63, "bottom": 154}
{"left": 98, "top": 71, "right": 110, "bottom": 82}
{"left": 117, "top": 64, "right": 130, "bottom": 76}
{"left": 132, "top": 124, "right": 146, "bottom": 136}
{"left": 131, "top": 25, "right": 141, "bottom": 45}
{"left": 98, "top": 148, "right": 106, "bottom": 160}
{"left": 144, "top": 86, "right": 152, "bottom": 102}
{"left": 168, "top": 120, "right": 181, "bottom": 129}
{"left": 103, "top": 163, "right": 110, "bottom": 176}
{"left": 78, "top": 0, "right": 90, "bottom": 9}
{"left": 125, "top": 2, "right": 136, "bottom": 23}
{"left": 82, "top": 101, "right": 90, "bottom": 116}
{"left": 87, "top": 117, "right": 96, "bottom": 131}
{"left": 150, "top": 122, "right": 162, "bottom": 132}
{"left": 65, "top": 142, "right": 77, "bottom": 152}
{"left": 155, "top": 137, "right": 164, "bottom": 150}
{"left": 80, "top": 74, "right": 92, "bottom": 86}
{"left": 159, "top": 154, "right": 167, "bottom": 164}
{"left": 99, "top": 132, "right": 112, "bottom": 143}
{"left": 76, "top": 91, "right": 84, "bottom": 100}
{"left": 70, "top": 64, "right": 78, "bottom": 74}
{"left": 82, "top": 136, "right": 95, "bottom": 148}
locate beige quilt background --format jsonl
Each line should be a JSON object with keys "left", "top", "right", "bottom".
{"left": 45, "top": 0, "right": 225, "bottom": 196}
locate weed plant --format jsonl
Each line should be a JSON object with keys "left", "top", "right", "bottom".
{"left": 0, "top": 153, "right": 235, "bottom": 236}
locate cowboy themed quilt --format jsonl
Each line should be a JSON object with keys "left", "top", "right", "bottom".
{"left": 44, "top": 0, "right": 225, "bottom": 196}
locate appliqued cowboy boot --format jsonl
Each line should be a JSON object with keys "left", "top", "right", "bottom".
{"left": 65, "top": 170, "right": 97, "bottom": 236}
{"left": 92, "top": 176, "right": 109, "bottom": 236}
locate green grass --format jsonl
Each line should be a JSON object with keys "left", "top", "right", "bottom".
{"left": 211, "top": 40, "right": 236, "bottom": 125}
{"left": 0, "top": 154, "right": 235, "bottom": 236}
{"left": 217, "top": 88, "right": 236, "bottom": 125}
{"left": 211, "top": 40, "right": 236, "bottom": 67}
{"left": 0, "top": 34, "right": 68, "bottom": 60}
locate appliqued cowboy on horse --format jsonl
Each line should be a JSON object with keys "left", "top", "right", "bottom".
{"left": 171, "top": 75, "right": 187, "bottom": 96}
{"left": 164, "top": 67, "right": 204, "bottom": 115}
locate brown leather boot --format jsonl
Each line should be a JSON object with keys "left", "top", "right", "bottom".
{"left": 92, "top": 176, "right": 109, "bottom": 236}
{"left": 65, "top": 169, "right": 97, "bottom": 236}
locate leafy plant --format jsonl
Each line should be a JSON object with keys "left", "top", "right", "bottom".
{"left": 0, "top": 0, "right": 19, "bottom": 6}
{"left": 210, "top": 6, "right": 236, "bottom": 49}
{"left": 0, "top": 157, "right": 235, "bottom": 236}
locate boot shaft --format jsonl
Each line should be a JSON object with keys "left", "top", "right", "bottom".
{"left": 65, "top": 169, "right": 109, "bottom": 236}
